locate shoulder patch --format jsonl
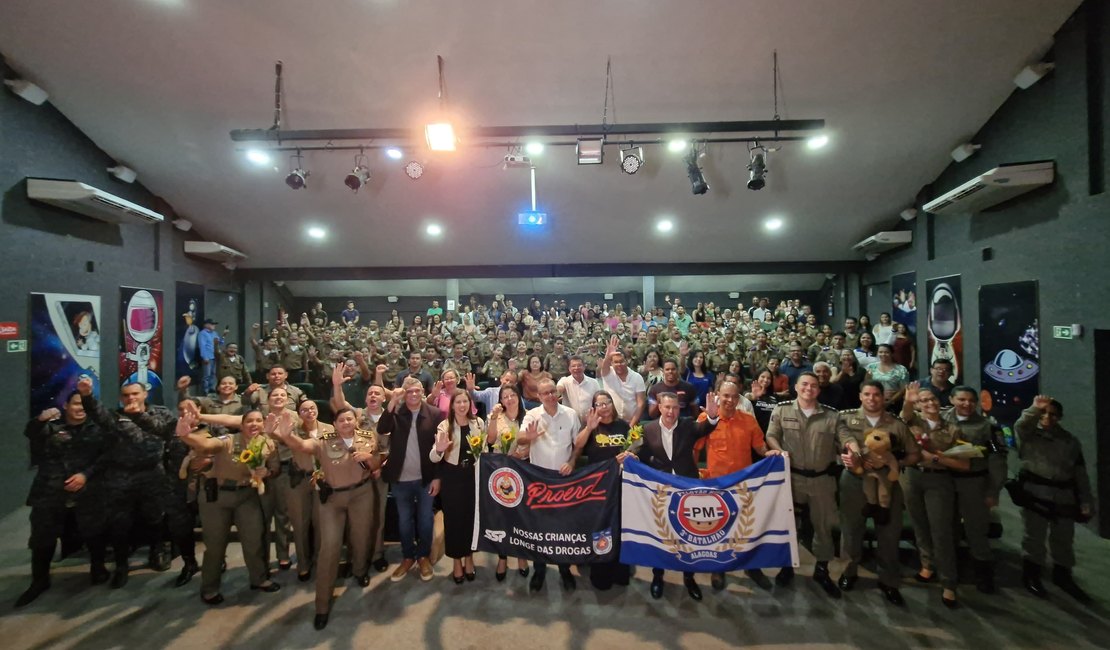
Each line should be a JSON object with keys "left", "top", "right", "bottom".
{"left": 320, "top": 430, "right": 337, "bottom": 440}
{"left": 356, "top": 428, "right": 375, "bottom": 440}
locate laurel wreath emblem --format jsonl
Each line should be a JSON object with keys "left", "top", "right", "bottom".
{"left": 728, "top": 484, "right": 756, "bottom": 551}
{"left": 652, "top": 485, "right": 689, "bottom": 554}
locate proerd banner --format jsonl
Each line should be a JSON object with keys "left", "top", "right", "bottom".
{"left": 476, "top": 454, "right": 621, "bottom": 565}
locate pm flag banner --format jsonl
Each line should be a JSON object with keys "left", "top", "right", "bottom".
{"left": 620, "top": 456, "right": 799, "bottom": 572}
{"left": 476, "top": 455, "right": 621, "bottom": 565}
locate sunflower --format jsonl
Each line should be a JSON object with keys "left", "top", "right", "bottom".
{"left": 238, "top": 449, "right": 255, "bottom": 464}
{"left": 629, "top": 428, "right": 642, "bottom": 442}
{"left": 467, "top": 435, "right": 484, "bottom": 448}
{"left": 595, "top": 434, "right": 611, "bottom": 445}
{"left": 500, "top": 431, "right": 514, "bottom": 444}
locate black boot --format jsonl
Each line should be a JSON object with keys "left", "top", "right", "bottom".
{"left": 974, "top": 560, "right": 995, "bottom": 594}
{"left": 15, "top": 545, "right": 54, "bottom": 608}
{"left": 148, "top": 541, "right": 170, "bottom": 572}
{"left": 111, "top": 545, "right": 130, "bottom": 589}
{"left": 1052, "top": 566, "right": 1091, "bottom": 602}
{"left": 1022, "top": 560, "right": 1047, "bottom": 598}
{"left": 88, "top": 537, "right": 110, "bottom": 585}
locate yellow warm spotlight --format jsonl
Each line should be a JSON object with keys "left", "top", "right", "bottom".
{"left": 425, "top": 123, "right": 457, "bottom": 151}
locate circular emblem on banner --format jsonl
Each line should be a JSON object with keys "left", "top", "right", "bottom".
{"left": 668, "top": 489, "right": 738, "bottom": 546}
{"left": 488, "top": 467, "right": 525, "bottom": 508}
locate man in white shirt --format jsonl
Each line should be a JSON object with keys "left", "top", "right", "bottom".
{"left": 557, "top": 356, "right": 600, "bottom": 420}
{"left": 518, "top": 378, "right": 582, "bottom": 593}
{"left": 597, "top": 335, "right": 646, "bottom": 427}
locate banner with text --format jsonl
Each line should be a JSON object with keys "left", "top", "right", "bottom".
{"left": 476, "top": 455, "right": 621, "bottom": 564}
{"left": 620, "top": 456, "right": 798, "bottom": 572}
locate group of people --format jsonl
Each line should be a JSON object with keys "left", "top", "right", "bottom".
{"left": 16, "top": 293, "right": 1095, "bottom": 630}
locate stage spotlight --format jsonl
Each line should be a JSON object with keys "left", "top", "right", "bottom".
{"left": 685, "top": 148, "right": 708, "bottom": 196}
{"left": 620, "top": 147, "right": 644, "bottom": 175}
{"left": 344, "top": 151, "right": 371, "bottom": 193}
{"left": 285, "top": 151, "right": 309, "bottom": 190}
{"left": 425, "top": 122, "right": 457, "bottom": 151}
{"left": 747, "top": 146, "right": 767, "bottom": 191}
{"left": 577, "top": 138, "right": 604, "bottom": 165}
{"left": 385, "top": 147, "right": 403, "bottom": 160}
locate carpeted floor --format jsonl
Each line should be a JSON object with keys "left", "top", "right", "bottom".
{"left": 0, "top": 500, "right": 1107, "bottom": 650}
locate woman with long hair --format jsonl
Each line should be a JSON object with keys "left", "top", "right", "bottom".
{"left": 832, "top": 351, "right": 865, "bottom": 408}
{"left": 746, "top": 370, "right": 779, "bottom": 433}
{"left": 765, "top": 357, "right": 791, "bottom": 399}
{"left": 684, "top": 350, "right": 715, "bottom": 409}
{"left": 486, "top": 384, "right": 531, "bottom": 581}
{"left": 430, "top": 389, "right": 484, "bottom": 583}
{"left": 853, "top": 331, "right": 879, "bottom": 366}
{"left": 891, "top": 322, "right": 916, "bottom": 371}
{"left": 873, "top": 312, "right": 895, "bottom": 346}
{"left": 865, "top": 343, "right": 910, "bottom": 408}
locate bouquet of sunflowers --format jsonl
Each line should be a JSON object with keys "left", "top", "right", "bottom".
{"left": 499, "top": 424, "right": 517, "bottom": 455}
{"left": 622, "top": 424, "right": 644, "bottom": 452}
{"left": 466, "top": 431, "right": 485, "bottom": 460}
{"left": 235, "top": 435, "right": 271, "bottom": 495}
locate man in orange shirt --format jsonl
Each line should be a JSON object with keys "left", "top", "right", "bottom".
{"left": 694, "top": 380, "right": 779, "bottom": 592}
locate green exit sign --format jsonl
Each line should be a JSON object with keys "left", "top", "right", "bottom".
{"left": 1053, "top": 326, "right": 1074, "bottom": 340}
{"left": 6, "top": 339, "right": 27, "bottom": 353}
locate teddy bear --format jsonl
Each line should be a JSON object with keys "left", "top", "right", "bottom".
{"left": 850, "top": 428, "right": 900, "bottom": 524}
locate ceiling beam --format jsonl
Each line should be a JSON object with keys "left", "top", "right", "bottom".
{"left": 238, "top": 260, "right": 863, "bottom": 282}
{"left": 229, "top": 119, "right": 825, "bottom": 143}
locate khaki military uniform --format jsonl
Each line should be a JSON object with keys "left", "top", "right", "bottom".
{"left": 1015, "top": 406, "right": 1093, "bottom": 569}
{"left": 278, "top": 419, "right": 331, "bottom": 575}
{"left": 706, "top": 351, "right": 733, "bottom": 375}
{"left": 199, "top": 432, "right": 277, "bottom": 597}
{"left": 900, "top": 413, "right": 961, "bottom": 590}
{"left": 747, "top": 347, "right": 774, "bottom": 375}
{"left": 252, "top": 384, "right": 305, "bottom": 412}
{"left": 836, "top": 409, "right": 918, "bottom": 587}
{"left": 313, "top": 426, "right": 378, "bottom": 614}
{"left": 218, "top": 354, "right": 252, "bottom": 386}
{"left": 481, "top": 358, "right": 506, "bottom": 382}
{"left": 765, "top": 400, "right": 841, "bottom": 563}
{"left": 545, "top": 353, "right": 569, "bottom": 381}
{"left": 358, "top": 411, "right": 393, "bottom": 565}
{"left": 943, "top": 407, "right": 1006, "bottom": 563}
{"left": 195, "top": 394, "right": 246, "bottom": 416}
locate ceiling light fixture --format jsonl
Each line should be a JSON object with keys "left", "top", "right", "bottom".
{"left": 806, "top": 134, "right": 829, "bottom": 150}
{"left": 385, "top": 147, "right": 403, "bottom": 160}
{"left": 685, "top": 146, "right": 709, "bottom": 196}
{"left": 307, "top": 226, "right": 326, "bottom": 239}
{"left": 747, "top": 144, "right": 768, "bottom": 191}
{"left": 107, "top": 164, "right": 138, "bottom": 184}
{"left": 620, "top": 146, "right": 644, "bottom": 175}
{"left": 525, "top": 142, "right": 545, "bottom": 155}
{"left": 657, "top": 219, "right": 674, "bottom": 233}
{"left": 3, "top": 78, "right": 48, "bottom": 105}
{"left": 246, "top": 149, "right": 272, "bottom": 166}
{"left": 667, "top": 140, "right": 689, "bottom": 153}
{"left": 404, "top": 160, "right": 424, "bottom": 180}
{"left": 285, "top": 150, "right": 309, "bottom": 189}
{"left": 426, "top": 223, "right": 442, "bottom": 236}
{"left": 344, "top": 150, "right": 371, "bottom": 193}
{"left": 425, "top": 55, "right": 457, "bottom": 151}
{"left": 576, "top": 138, "right": 604, "bottom": 165}
{"left": 764, "top": 217, "right": 783, "bottom": 231}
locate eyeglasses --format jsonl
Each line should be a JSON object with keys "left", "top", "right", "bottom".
{"left": 539, "top": 389, "right": 557, "bottom": 396}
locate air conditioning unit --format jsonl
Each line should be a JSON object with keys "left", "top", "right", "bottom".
{"left": 184, "top": 241, "right": 247, "bottom": 263}
{"left": 26, "top": 178, "right": 164, "bottom": 224}
{"left": 922, "top": 161, "right": 1054, "bottom": 215}
{"left": 853, "top": 231, "right": 912, "bottom": 255}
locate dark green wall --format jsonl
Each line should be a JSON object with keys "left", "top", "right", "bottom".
{"left": 864, "top": 3, "right": 1110, "bottom": 526}
{"left": 0, "top": 56, "right": 241, "bottom": 516}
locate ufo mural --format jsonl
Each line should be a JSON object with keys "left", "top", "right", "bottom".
{"left": 979, "top": 281, "right": 1039, "bottom": 430}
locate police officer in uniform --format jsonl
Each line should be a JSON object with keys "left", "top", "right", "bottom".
{"left": 944, "top": 385, "right": 1006, "bottom": 593}
{"left": 271, "top": 407, "right": 383, "bottom": 631}
{"left": 836, "top": 380, "right": 920, "bottom": 606}
{"left": 16, "top": 392, "right": 106, "bottom": 607}
{"left": 765, "top": 371, "right": 842, "bottom": 598}
{"left": 174, "top": 407, "right": 281, "bottom": 604}
{"left": 283, "top": 399, "right": 333, "bottom": 582}
{"left": 77, "top": 377, "right": 177, "bottom": 588}
{"left": 1013, "top": 395, "right": 1094, "bottom": 601}
{"left": 899, "top": 382, "right": 968, "bottom": 607}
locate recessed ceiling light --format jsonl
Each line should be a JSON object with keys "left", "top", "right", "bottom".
{"left": 525, "top": 142, "right": 545, "bottom": 155}
{"left": 657, "top": 219, "right": 674, "bottom": 233}
{"left": 764, "top": 217, "right": 784, "bottom": 231}
{"left": 426, "top": 224, "right": 443, "bottom": 236}
{"left": 307, "top": 226, "right": 326, "bottom": 239}
{"left": 385, "top": 147, "right": 403, "bottom": 160}
{"left": 246, "top": 149, "right": 271, "bottom": 165}
{"left": 806, "top": 135, "right": 829, "bottom": 150}
{"left": 667, "top": 140, "right": 688, "bottom": 153}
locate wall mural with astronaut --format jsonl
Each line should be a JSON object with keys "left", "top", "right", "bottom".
{"left": 925, "top": 275, "right": 963, "bottom": 384}
{"left": 29, "top": 292, "right": 101, "bottom": 415}
{"left": 174, "top": 281, "right": 205, "bottom": 387}
{"left": 978, "top": 281, "right": 1039, "bottom": 429}
{"left": 891, "top": 271, "right": 917, "bottom": 337}
{"left": 118, "top": 287, "right": 164, "bottom": 403}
